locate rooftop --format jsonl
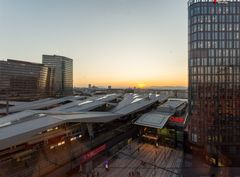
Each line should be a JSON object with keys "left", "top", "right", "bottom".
{"left": 0, "top": 93, "right": 163, "bottom": 150}
{"left": 134, "top": 112, "right": 173, "bottom": 129}
{"left": 134, "top": 99, "right": 188, "bottom": 129}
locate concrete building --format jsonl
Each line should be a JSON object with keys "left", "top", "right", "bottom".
{"left": 188, "top": 0, "right": 240, "bottom": 166}
{"left": 0, "top": 59, "right": 50, "bottom": 99}
{"left": 42, "top": 55, "right": 73, "bottom": 96}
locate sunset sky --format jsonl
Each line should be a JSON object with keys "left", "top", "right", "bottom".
{"left": 0, "top": 0, "right": 188, "bottom": 88}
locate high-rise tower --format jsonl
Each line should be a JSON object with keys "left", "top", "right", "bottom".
{"left": 188, "top": 0, "right": 240, "bottom": 166}
{"left": 42, "top": 55, "right": 73, "bottom": 96}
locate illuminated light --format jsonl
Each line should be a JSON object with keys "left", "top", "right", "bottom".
{"left": 218, "top": 161, "right": 224, "bottom": 167}
{"left": 55, "top": 127, "right": 58, "bottom": 130}
{"left": 47, "top": 128, "right": 53, "bottom": 132}
{"left": 70, "top": 137, "right": 77, "bottom": 141}
{"left": 50, "top": 146, "right": 55, "bottom": 150}
{"left": 78, "top": 134, "right": 82, "bottom": 138}
{"left": 58, "top": 142, "right": 62, "bottom": 146}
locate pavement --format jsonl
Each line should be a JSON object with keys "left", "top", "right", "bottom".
{"left": 71, "top": 141, "right": 240, "bottom": 177}
{"left": 182, "top": 153, "right": 240, "bottom": 177}
{"left": 73, "top": 141, "right": 183, "bottom": 177}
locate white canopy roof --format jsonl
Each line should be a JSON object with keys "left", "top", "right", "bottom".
{"left": 0, "top": 93, "right": 162, "bottom": 150}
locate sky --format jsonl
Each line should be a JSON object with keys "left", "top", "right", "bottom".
{"left": 0, "top": 0, "right": 188, "bottom": 88}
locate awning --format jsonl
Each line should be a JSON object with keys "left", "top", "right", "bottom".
{"left": 134, "top": 112, "right": 173, "bottom": 129}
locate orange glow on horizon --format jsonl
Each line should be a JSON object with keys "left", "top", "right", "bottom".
{"left": 137, "top": 83, "right": 146, "bottom": 89}
{"left": 73, "top": 78, "right": 188, "bottom": 88}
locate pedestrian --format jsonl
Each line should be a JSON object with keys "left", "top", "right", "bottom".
{"left": 104, "top": 160, "right": 109, "bottom": 171}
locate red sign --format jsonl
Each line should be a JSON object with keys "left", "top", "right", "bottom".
{"left": 81, "top": 144, "right": 107, "bottom": 163}
{"left": 213, "top": 0, "right": 228, "bottom": 4}
{"left": 169, "top": 117, "right": 185, "bottom": 124}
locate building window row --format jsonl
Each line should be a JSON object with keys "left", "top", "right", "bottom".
{"left": 190, "top": 66, "right": 240, "bottom": 74}
{"left": 190, "top": 32, "right": 239, "bottom": 42}
{"left": 190, "top": 14, "right": 240, "bottom": 24}
{"left": 190, "top": 49, "right": 240, "bottom": 57}
{"left": 190, "top": 57, "right": 239, "bottom": 66}
{"left": 189, "top": 5, "right": 240, "bottom": 16}
{"left": 190, "top": 74, "right": 238, "bottom": 83}
{"left": 190, "top": 40, "right": 239, "bottom": 49}
{"left": 190, "top": 23, "right": 240, "bottom": 33}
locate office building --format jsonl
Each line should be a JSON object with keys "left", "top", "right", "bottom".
{"left": 42, "top": 55, "right": 73, "bottom": 96}
{"left": 0, "top": 59, "right": 49, "bottom": 98}
{"left": 188, "top": 0, "right": 240, "bottom": 166}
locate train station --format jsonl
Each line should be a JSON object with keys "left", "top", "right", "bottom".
{"left": 0, "top": 93, "right": 188, "bottom": 177}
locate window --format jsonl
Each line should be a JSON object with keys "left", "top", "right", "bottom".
{"left": 192, "top": 133, "right": 198, "bottom": 143}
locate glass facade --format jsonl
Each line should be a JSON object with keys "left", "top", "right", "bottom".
{"left": 0, "top": 59, "right": 49, "bottom": 98}
{"left": 42, "top": 55, "right": 73, "bottom": 96}
{"left": 188, "top": 0, "right": 240, "bottom": 165}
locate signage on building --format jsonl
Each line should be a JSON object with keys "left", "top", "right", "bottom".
{"left": 80, "top": 144, "right": 107, "bottom": 163}
{"left": 169, "top": 117, "right": 185, "bottom": 124}
{"left": 214, "top": 0, "right": 228, "bottom": 4}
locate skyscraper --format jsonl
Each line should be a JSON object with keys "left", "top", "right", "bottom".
{"left": 42, "top": 55, "right": 73, "bottom": 96}
{"left": 188, "top": 0, "right": 240, "bottom": 166}
{"left": 0, "top": 59, "right": 49, "bottom": 98}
